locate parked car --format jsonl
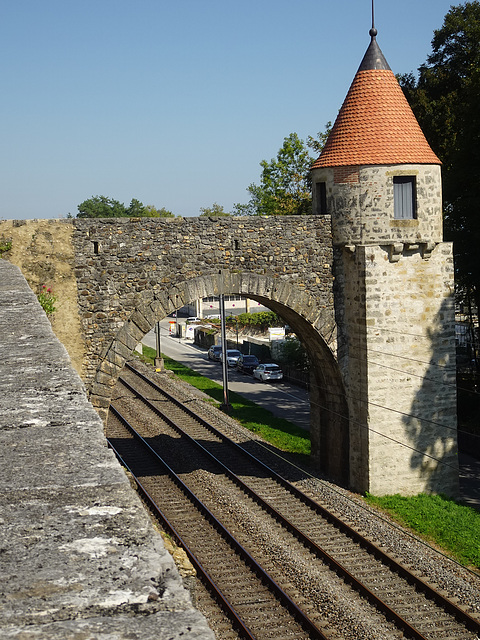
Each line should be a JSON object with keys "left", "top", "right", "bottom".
{"left": 220, "top": 349, "right": 242, "bottom": 367}
{"left": 236, "top": 354, "right": 260, "bottom": 375}
{"left": 253, "top": 363, "right": 283, "bottom": 382}
{"left": 186, "top": 316, "right": 200, "bottom": 323}
{"left": 208, "top": 345, "right": 222, "bottom": 361}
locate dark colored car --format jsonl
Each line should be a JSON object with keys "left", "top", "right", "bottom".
{"left": 207, "top": 345, "right": 222, "bottom": 361}
{"left": 236, "top": 354, "right": 260, "bottom": 375}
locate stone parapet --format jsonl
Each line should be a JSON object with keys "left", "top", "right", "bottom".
{"left": 0, "top": 261, "right": 214, "bottom": 639}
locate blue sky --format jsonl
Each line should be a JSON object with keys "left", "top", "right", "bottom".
{"left": 1, "top": 0, "right": 457, "bottom": 220}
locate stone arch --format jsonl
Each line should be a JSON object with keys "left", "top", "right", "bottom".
{"left": 92, "top": 271, "right": 349, "bottom": 485}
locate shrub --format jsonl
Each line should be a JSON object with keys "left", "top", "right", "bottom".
{"left": 0, "top": 239, "right": 12, "bottom": 257}
{"left": 233, "top": 311, "right": 281, "bottom": 330}
{"left": 276, "top": 336, "right": 309, "bottom": 371}
{"left": 37, "top": 285, "right": 57, "bottom": 316}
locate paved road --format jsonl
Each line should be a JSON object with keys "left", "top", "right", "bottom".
{"left": 141, "top": 325, "right": 311, "bottom": 432}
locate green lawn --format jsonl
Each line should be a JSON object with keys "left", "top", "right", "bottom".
{"left": 141, "top": 345, "right": 480, "bottom": 572}
{"left": 365, "top": 492, "right": 480, "bottom": 570}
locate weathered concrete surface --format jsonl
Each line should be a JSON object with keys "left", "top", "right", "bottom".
{"left": 0, "top": 261, "right": 214, "bottom": 639}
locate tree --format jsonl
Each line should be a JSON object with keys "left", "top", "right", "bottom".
{"left": 234, "top": 128, "right": 330, "bottom": 216}
{"left": 125, "top": 198, "right": 146, "bottom": 217}
{"left": 144, "top": 205, "right": 175, "bottom": 218}
{"left": 398, "top": 2, "right": 480, "bottom": 313}
{"left": 306, "top": 122, "right": 332, "bottom": 156}
{"left": 276, "top": 336, "right": 309, "bottom": 372}
{"left": 77, "top": 195, "right": 127, "bottom": 218}
{"left": 199, "top": 203, "right": 230, "bottom": 217}
{"left": 76, "top": 196, "right": 175, "bottom": 218}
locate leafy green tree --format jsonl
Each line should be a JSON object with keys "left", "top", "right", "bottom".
{"left": 234, "top": 311, "right": 281, "bottom": 330}
{"left": 234, "top": 127, "right": 331, "bottom": 216}
{"left": 144, "top": 205, "right": 175, "bottom": 218}
{"left": 398, "top": 2, "right": 480, "bottom": 312}
{"left": 234, "top": 133, "right": 312, "bottom": 216}
{"left": 125, "top": 198, "right": 146, "bottom": 217}
{"left": 77, "top": 195, "right": 127, "bottom": 218}
{"left": 77, "top": 196, "right": 175, "bottom": 218}
{"left": 306, "top": 122, "right": 332, "bottom": 156}
{"left": 199, "top": 203, "right": 230, "bottom": 217}
{"left": 276, "top": 336, "right": 309, "bottom": 372}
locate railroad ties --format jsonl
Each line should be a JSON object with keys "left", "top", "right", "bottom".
{"left": 106, "top": 360, "right": 480, "bottom": 640}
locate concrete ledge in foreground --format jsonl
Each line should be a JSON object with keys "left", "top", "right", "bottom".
{"left": 0, "top": 260, "right": 214, "bottom": 640}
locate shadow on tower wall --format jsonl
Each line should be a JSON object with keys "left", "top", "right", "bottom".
{"left": 402, "top": 297, "right": 459, "bottom": 497}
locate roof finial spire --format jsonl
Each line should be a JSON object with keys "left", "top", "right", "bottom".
{"left": 370, "top": 0, "right": 377, "bottom": 38}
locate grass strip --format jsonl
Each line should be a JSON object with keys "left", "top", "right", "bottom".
{"left": 141, "top": 345, "right": 310, "bottom": 457}
{"left": 365, "top": 492, "right": 480, "bottom": 570}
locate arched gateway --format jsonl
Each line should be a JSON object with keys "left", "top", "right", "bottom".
{"left": 73, "top": 215, "right": 350, "bottom": 488}
{"left": 95, "top": 271, "right": 349, "bottom": 486}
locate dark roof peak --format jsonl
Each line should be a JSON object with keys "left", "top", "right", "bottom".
{"left": 357, "top": 31, "right": 390, "bottom": 72}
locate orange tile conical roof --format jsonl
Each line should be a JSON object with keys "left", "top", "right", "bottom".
{"left": 312, "top": 33, "right": 441, "bottom": 169}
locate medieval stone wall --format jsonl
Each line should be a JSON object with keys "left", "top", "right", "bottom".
{"left": 335, "top": 241, "right": 458, "bottom": 495}
{"left": 71, "top": 216, "right": 335, "bottom": 390}
{"left": 0, "top": 214, "right": 459, "bottom": 497}
{"left": 0, "top": 216, "right": 335, "bottom": 389}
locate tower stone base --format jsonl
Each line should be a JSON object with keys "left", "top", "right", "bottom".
{"left": 335, "top": 242, "right": 459, "bottom": 497}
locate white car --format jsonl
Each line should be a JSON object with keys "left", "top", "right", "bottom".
{"left": 253, "top": 363, "right": 283, "bottom": 382}
{"left": 220, "top": 349, "right": 242, "bottom": 367}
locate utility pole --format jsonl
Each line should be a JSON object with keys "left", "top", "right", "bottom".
{"left": 219, "top": 292, "right": 231, "bottom": 412}
{"left": 154, "top": 321, "right": 164, "bottom": 371}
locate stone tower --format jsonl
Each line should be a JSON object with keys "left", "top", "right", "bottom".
{"left": 311, "top": 29, "right": 459, "bottom": 496}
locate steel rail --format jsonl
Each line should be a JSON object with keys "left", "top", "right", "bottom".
{"left": 115, "top": 375, "right": 437, "bottom": 640}
{"left": 108, "top": 404, "right": 328, "bottom": 640}
{"left": 122, "top": 361, "right": 480, "bottom": 636}
{"left": 106, "top": 436, "right": 257, "bottom": 640}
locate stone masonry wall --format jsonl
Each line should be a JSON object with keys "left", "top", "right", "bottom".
{"left": 71, "top": 215, "right": 335, "bottom": 396}
{"left": 0, "top": 216, "right": 335, "bottom": 393}
{"left": 312, "top": 164, "right": 443, "bottom": 247}
{"left": 0, "top": 260, "right": 214, "bottom": 639}
{"left": 336, "top": 242, "right": 458, "bottom": 496}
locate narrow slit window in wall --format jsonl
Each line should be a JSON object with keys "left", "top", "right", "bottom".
{"left": 393, "top": 176, "right": 416, "bottom": 219}
{"left": 315, "top": 182, "right": 327, "bottom": 214}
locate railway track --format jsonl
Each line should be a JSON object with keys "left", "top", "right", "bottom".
{"left": 106, "top": 360, "right": 480, "bottom": 640}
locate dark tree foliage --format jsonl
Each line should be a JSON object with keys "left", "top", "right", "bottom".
{"left": 199, "top": 203, "right": 230, "bottom": 217}
{"left": 77, "top": 196, "right": 174, "bottom": 218}
{"left": 398, "top": 1, "right": 480, "bottom": 311}
{"left": 77, "top": 195, "right": 127, "bottom": 218}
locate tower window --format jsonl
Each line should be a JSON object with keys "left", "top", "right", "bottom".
{"left": 315, "top": 182, "right": 328, "bottom": 214}
{"left": 393, "top": 176, "right": 416, "bottom": 219}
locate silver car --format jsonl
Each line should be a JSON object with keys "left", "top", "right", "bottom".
{"left": 207, "top": 345, "right": 222, "bottom": 361}
{"left": 220, "top": 349, "right": 242, "bottom": 367}
{"left": 253, "top": 363, "right": 283, "bottom": 382}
